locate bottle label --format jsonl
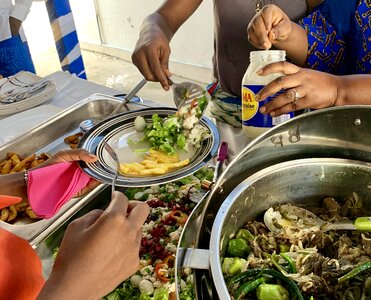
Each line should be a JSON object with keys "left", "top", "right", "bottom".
{"left": 242, "top": 85, "right": 292, "bottom": 128}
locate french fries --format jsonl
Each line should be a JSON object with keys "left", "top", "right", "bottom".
{"left": 120, "top": 149, "right": 190, "bottom": 176}
{"left": 0, "top": 152, "right": 50, "bottom": 223}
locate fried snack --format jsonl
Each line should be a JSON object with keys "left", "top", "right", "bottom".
{"left": 120, "top": 149, "right": 190, "bottom": 176}
{"left": 7, "top": 206, "right": 17, "bottom": 222}
{"left": 10, "top": 153, "right": 36, "bottom": 173}
{"left": 1, "top": 160, "right": 12, "bottom": 174}
{"left": 8, "top": 152, "right": 21, "bottom": 165}
{"left": 26, "top": 206, "right": 40, "bottom": 219}
{"left": 64, "top": 132, "right": 83, "bottom": 149}
{"left": 0, "top": 208, "right": 9, "bottom": 221}
{"left": 0, "top": 152, "right": 50, "bottom": 223}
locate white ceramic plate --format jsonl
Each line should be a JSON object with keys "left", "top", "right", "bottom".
{"left": 78, "top": 107, "right": 220, "bottom": 187}
{"left": 0, "top": 104, "right": 62, "bottom": 146}
{"left": 0, "top": 71, "right": 57, "bottom": 116}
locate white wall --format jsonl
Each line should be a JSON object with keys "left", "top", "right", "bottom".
{"left": 70, "top": 0, "right": 101, "bottom": 45}
{"left": 71, "top": 0, "right": 214, "bottom": 82}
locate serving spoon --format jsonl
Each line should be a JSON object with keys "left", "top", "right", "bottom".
{"left": 169, "top": 79, "right": 210, "bottom": 128}
{"left": 264, "top": 204, "right": 371, "bottom": 233}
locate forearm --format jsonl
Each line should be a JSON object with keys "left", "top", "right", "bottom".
{"left": 37, "top": 275, "right": 90, "bottom": 300}
{"left": 335, "top": 75, "right": 371, "bottom": 106}
{"left": 274, "top": 22, "right": 308, "bottom": 66}
{"left": 0, "top": 172, "right": 27, "bottom": 200}
{"left": 142, "top": 0, "right": 202, "bottom": 41}
{"left": 140, "top": 13, "right": 175, "bottom": 42}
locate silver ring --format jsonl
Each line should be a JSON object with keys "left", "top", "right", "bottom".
{"left": 292, "top": 88, "right": 301, "bottom": 102}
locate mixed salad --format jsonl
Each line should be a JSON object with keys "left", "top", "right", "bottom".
{"left": 132, "top": 113, "right": 210, "bottom": 156}
{"left": 177, "top": 94, "right": 208, "bottom": 130}
{"left": 223, "top": 195, "right": 371, "bottom": 300}
{"left": 102, "top": 166, "right": 214, "bottom": 300}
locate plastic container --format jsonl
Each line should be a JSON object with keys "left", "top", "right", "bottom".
{"left": 242, "top": 50, "right": 293, "bottom": 138}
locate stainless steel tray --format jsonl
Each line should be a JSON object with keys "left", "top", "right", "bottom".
{"left": 0, "top": 93, "right": 149, "bottom": 246}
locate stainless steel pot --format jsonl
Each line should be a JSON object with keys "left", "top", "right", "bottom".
{"left": 176, "top": 106, "right": 371, "bottom": 299}
{"left": 210, "top": 158, "right": 371, "bottom": 299}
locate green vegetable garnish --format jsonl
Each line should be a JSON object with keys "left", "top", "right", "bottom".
{"left": 256, "top": 283, "right": 289, "bottom": 300}
{"left": 143, "top": 114, "right": 183, "bottom": 155}
{"left": 227, "top": 238, "right": 251, "bottom": 258}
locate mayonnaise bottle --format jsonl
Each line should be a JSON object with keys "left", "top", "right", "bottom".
{"left": 242, "top": 50, "right": 293, "bottom": 139}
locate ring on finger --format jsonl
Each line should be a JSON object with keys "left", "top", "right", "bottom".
{"left": 292, "top": 88, "right": 301, "bottom": 102}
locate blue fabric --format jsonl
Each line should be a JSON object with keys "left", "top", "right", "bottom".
{"left": 317, "top": 0, "right": 358, "bottom": 39}
{"left": 45, "top": 0, "right": 72, "bottom": 23}
{"left": 45, "top": 0, "right": 86, "bottom": 79}
{"left": 300, "top": 0, "right": 370, "bottom": 74}
{"left": 0, "top": 35, "right": 35, "bottom": 78}
{"left": 55, "top": 30, "right": 79, "bottom": 62}
{"left": 206, "top": 82, "right": 241, "bottom": 105}
{"left": 62, "top": 56, "right": 86, "bottom": 79}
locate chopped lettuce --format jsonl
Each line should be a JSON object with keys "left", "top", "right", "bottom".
{"left": 194, "top": 167, "right": 214, "bottom": 182}
{"left": 153, "top": 287, "right": 169, "bottom": 300}
{"left": 104, "top": 290, "right": 122, "bottom": 300}
{"left": 143, "top": 114, "right": 184, "bottom": 155}
{"left": 179, "top": 282, "right": 195, "bottom": 300}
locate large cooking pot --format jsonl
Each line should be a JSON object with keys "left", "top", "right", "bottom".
{"left": 210, "top": 158, "right": 371, "bottom": 299}
{"left": 176, "top": 106, "right": 371, "bottom": 299}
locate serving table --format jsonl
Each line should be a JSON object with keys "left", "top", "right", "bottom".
{"left": 0, "top": 72, "right": 215, "bottom": 300}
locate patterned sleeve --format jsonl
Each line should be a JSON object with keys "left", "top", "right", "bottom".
{"left": 299, "top": 11, "right": 347, "bottom": 75}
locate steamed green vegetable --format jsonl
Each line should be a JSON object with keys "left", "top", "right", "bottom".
{"left": 227, "top": 238, "right": 251, "bottom": 258}
{"left": 222, "top": 257, "right": 247, "bottom": 275}
{"left": 234, "top": 277, "right": 268, "bottom": 300}
{"left": 338, "top": 261, "right": 371, "bottom": 284}
{"left": 256, "top": 284, "right": 289, "bottom": 300}
{"left": 236, "top": 228, "right": 255, "bottom": 241}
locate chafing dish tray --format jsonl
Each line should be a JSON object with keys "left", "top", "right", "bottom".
{"left": 0, "top": 93, "right": 149, "bottom": 246}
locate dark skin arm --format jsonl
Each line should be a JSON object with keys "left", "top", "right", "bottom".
{"left": 37, "top": 193, "right": 149, "bottom": 300}
{"left": 0, "top": 149, "right": 99, "bottom": 202}
{"left": 131, "top": 0, "right": 203, "bottom": 91}
{"left": 255, "top": 62, "right": 371, "bottom": 116}
{"left": 9, "top": 16, "right": 22, "bottom": 36}
{"left": 247, "top": 1, "right": 325, "bottom": 65}
{"left": 247, "top": 4, "right": 308, "bottom": 66}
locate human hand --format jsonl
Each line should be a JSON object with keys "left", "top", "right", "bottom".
{"left": 37, "top": 192, "right": 150, "bottom": 300}
{"left": 9, "top": 17, "right": 22, "bottom": 36}
{"left": 40, "top": 149, "right": 100, "bottom": 197}
{"left": 131, "top": 24, "right": 172, "bottom": 91}
{"left": 255, "top": 61, "right": 340, "bottom": 116}
{"left": 247, "top": 4, "right": 291, "bottom": 49}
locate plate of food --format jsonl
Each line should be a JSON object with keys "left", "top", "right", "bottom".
{"left": 78, "top": 107, "right": 220, "bottom": 187}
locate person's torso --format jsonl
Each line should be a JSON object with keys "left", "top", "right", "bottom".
{"left": 213, "top": 0, "right": 308, "bottom": 96}
{"left": 317, "top": 0, "right": 370, "bottom": 74}
{"left": 0, "top": 0, "right": 12, "bottom": 10}
{"left": 0, "top": 0, "right": 25, "bottom": 42}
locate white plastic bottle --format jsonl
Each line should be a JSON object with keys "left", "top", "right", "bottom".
{"left": 242, "top": 50, "right": 293, "bottom": 139}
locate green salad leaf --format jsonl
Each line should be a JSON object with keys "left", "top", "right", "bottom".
{"left": 143, "top": 114, "right": 185, "bottom": 155}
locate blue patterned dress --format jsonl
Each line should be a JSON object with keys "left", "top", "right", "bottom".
{"left": 299, "top": 0, "right": 370, "bottom": 74}
{"left": 0, "top": 35, "right": 35, "bottom": 78}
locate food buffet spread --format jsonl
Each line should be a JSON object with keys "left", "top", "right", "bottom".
{"left": 177, "top": 106, "right": 371, "bottom": 300}
{"left": 0, "top": 93, "right": 220, "bottom": 300}
{"left": 0, "top": 82, "right": 370, "bottom": 300}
